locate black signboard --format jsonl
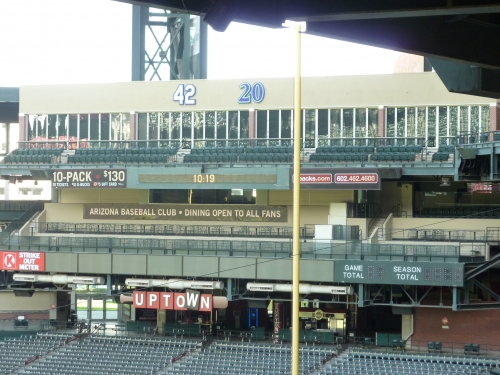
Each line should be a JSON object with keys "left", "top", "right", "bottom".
{"left": 291, "top": 168, "right": 381, "bottom": 190}
{"left": 52, "top": 169, "right": 126, "bottom": 188}
{"left": 334, "top": 260, "right": 464, "bottom": 287}
{"left": 83, "top": 203, "right": 287, "bottom": 222}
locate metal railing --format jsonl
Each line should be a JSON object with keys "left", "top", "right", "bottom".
{"left": 0, "top": 201, "right": 38, "bottom": 212}
{"left": 389, "top": 228, "right": 489, "bottom": 242}
{"left": 0, "top": 201, "right": 44, "bottom": 245}
{"left": 5, "top": 235, "right": 461, "bottom": 259}
{"left": 41, "top": 222, "right": 315, "bottom": 239}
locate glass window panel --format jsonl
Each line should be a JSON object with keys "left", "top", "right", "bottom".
{"left": 148, "top": 112, "right": 159, "bottom": 145}
{"left": 317, "top": 109, "right": 328, "bottom": 146}
{"left": 27, "top": 115, "right": 35, "bottom": 142}
{"left": 100, "top": 114, "right": 110, "bottom": 146}
{"left": 438, "top": 106, "right": 448, "bottom": 144}
{"left": 205, "top": 111, "right": 215, "bottom": 146}
{"left": 305, "top": 109, "right": 315, "bottom": 148}
{"left": 355, "top": 108, "right": 366, "bottom": 144}
{"left": 256, "top": 110, "right": 267, "bottom": 140}
{"left": 111, "top": 114, "right": 121, "bottom": 147}
{"left": 342, "top": 109, "right": 353, "bottom": 145}
{"left": 481, "top": 105, "right": 490, "bottom": 133}
{"left": 79, "top": 114, "right": 89, "bottom": 146}
{"left": 386, "top": 107, "right": 395, "bottom": 139}
{"left": 396, "top": 107, "right": 405, "bottom": 144}
{"left": 216, "top": 111, "right": 226, "bottom": 147}
{"left": 449, "top": 106, "right": 458, "bottom": 138}
{"left": 428, "top": 107, "right": 436, "bottom": 145}
{"left": 182, "top": 112, "right": 192, "bottom": 149}
{"left": 193, "top": 112, "right": 204, "bottom": 148}
{"left": 90, "top": 114, "right": 100, "bottom": 144}
{"left": 47, "top": 115, "right": 57, "bottom": 141}
{"left": 368, "top": 108, "right": 378, "bottom": 142}
{"left": 171, "top": 112, "right": 181, "bottom": 147}
{"left": 122, "top": 113, "right": 131, "bottom": 142}
{"left": 269, "top": 110, "right": 279, "bottom": 145}
{"left": 460, "top": 106, "right": 468, "bottom": 134}
{"left": 159, "top": 112, "right": 169, "bottom": 147}
{"left": 470, "top": 106, "right": 480, "bottom": 135}
{"left": 240, "top": 110, "right": 249, "bottom": 145}
{"left": 228, "top": 111, "right": 238, "bottom": 140}
{"left": 406, "top": 108, "right": 416, "bottom": 144}
{"left": 417, "top": 107, "right": 426, "bottom": 141}
{"left": 280, "top": 110, "right": 292, "bottom": 145}
{"left": 330, "top": 109, "right": 341, "bottom": 145}
{"left": 137, "top": 113, "right": 147, "bottom": 146}
{"left": 58, "top": 114, "right": 67, "bottom": 138}
{"left": 69, "top": 114, "right": 78, "bottom": 140}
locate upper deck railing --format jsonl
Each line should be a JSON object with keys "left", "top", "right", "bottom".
{"left": 3, "top": 235, "right": 464, "bottom": 260}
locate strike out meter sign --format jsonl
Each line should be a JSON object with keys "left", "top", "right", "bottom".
{"left": 52, "top": 169, "right": 126, "bottom": 188}
{"left": 0, "top": 252, "right": 45, "bottom": 271}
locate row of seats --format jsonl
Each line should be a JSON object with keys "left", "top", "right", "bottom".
{"left": 432, "top": 152, "right": 451, "bottom": 161}
{"left": 370, "top": 152, "right": 416, "bottom": 162}
{"left": 315, "top": 145, "right": 423, "bottom": 154}
{"left": 11, "top": 148, "right": 64, "bottom": 155}
{"left": 67, "top": 154, "right": 173, "bottom": 164}
{"left": 310, "top": 153, "right": 369, "bottom": 162}
{"left": 184, "top": 153, "right": 293, "bottom": 163}
{"left": 190, "top": 146, "right": 293, "bottom": 155}
{"left": 438, "top": 145, "right": 455, "bottom": 153}
{"left": 74, "top": 147, "right": 178, "bottom": 155}
{"left": 3, "top": 154, "right": 56, "bottom": 163}
{"left": 315, "top": 145, "right": 375, "bottom": 154}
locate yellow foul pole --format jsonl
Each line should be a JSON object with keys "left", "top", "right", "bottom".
{"left": 292, "top": 23, "right": 302, "bottom": 375}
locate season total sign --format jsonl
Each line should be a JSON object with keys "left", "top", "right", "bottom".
{"left": 52, "top": 169, "right": 127, "bottom": 188}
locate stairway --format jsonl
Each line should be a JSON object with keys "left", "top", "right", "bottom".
{"left": 368, "top": 215, "right": 388, "bottom": 240}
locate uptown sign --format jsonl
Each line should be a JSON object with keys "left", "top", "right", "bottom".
{"left": 132, "top": 290, "right": 213, "bottom": 311}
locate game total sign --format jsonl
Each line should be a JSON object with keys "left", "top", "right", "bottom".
{"left": 132, "top": 290, "right": 213, "bottom": 311}
{"left": 0, "top": 252, "right": 45, "bottom": 271}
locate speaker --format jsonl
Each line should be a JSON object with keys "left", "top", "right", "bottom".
{"left": 203, "top": 0, "right": 235, "bottom": 32}
{"left": 13, "top": 289, "right": 35, "bottom": 297}
{"left": 119, "top": 294, "right": 133, "bottom": 304}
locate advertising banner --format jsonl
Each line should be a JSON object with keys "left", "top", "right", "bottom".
{"left": 291, "top": 168, "right": 381, "bottom": 190}
{"left": 52, "top": 169, "right": 126, "bottom": 188}
{"left": 0, "top": 251, "right": 45, "bottom": 271}
{"left": 83, "top": 204, "right": 287, "bottom": 222}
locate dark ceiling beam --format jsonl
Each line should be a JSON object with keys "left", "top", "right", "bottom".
{"left": 306, "top": 17, "right": 500, "bottom": 69}
{"left": 289, "top": 5, "right": 500, "bottom": 22}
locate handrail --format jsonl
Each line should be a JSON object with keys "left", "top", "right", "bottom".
{"left": 7, "top": 235, "right": 460, "bottom": 258}
{"left": 40, "top": 222, "right": 316, "bottom": 239}
{"left": 3, "top": 201, "right": 44, "bottom": 233}
{"left": 368, "top": 206, "right": 382, "bottom": 233}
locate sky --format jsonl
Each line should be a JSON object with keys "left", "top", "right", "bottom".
{"left": 0, "top": 0, "right": 399, "bottom": 86}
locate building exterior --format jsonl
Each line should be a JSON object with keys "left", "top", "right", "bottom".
{"left": 1, "top": 72, "right": 500, "bottom": 348}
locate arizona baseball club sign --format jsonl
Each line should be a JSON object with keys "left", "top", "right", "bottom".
{"left": 0, "top": 252, "right": 45, "bottom": 271}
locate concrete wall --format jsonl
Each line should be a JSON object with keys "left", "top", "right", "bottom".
{"left": 0, "top": 291, "right": 53, "bottom": 319}
{"left": 43, "top": 188, "right": 351, "bottom": 227}
{"left": 20, "top": 73, "right": 497, "bottom": 115}
{"left": 413, "top": 308, "right": 500, "bottom": 347}
{"left": 392, "top": 217, "right": 499, "bottom": 231}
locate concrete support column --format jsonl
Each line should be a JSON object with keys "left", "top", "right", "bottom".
{"left": 490, "top": 103, "right": 500, "bottom": 132}
{"left": 273, "top": 301, "right": 283, "bottom": 335}
{"left": 248, "top": 109, "right": 256, "bottom": 143}
{"left": 129, "top": 112, "right": 137, "bottom": 144}
{"left": 378, "top": 106, "right": 385, "bottom": 139}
